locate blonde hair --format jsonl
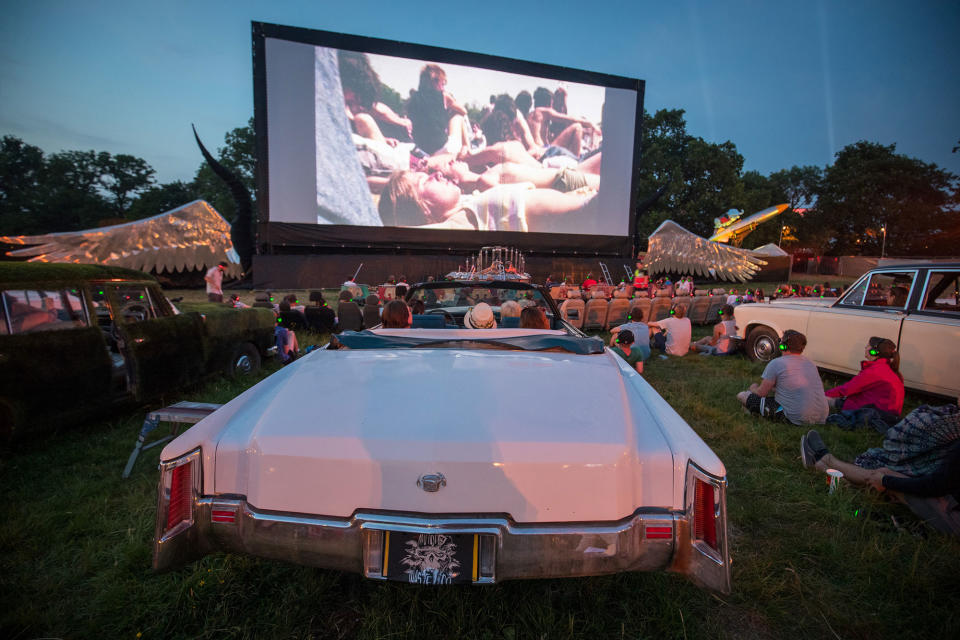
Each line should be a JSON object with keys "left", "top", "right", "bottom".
{"left": 500, "top": 300, "right": 522, "bottom": 318}
{"left": 671, "top": 303, "right": 687, "bottom": 319}
{"left": 378, "top": 171, "right": 430, "bottom": 227}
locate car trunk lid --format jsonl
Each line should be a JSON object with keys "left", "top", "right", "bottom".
{"left": 213, "top": 348, "right": 676, "bottom": 522}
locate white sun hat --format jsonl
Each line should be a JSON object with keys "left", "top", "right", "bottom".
{"left": 464, "top": 302, "right": 497, "bottom": 329}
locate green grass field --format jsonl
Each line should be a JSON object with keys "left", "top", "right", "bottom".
{"left": 3, "top": 302, "right": 958, "bottom": 639}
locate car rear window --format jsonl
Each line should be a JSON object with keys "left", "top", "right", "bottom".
{"left": 1, "top": 289, "right": 88, "bottom": 334}
{"left": 922, "top": 271, "right": 960, "bottom": 314}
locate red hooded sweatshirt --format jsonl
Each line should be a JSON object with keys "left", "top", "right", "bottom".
{"left": 824, "top": 359, "right": 904, "bottom": 414}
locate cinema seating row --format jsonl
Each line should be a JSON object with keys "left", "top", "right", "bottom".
{"left": 559, "top": 289, "right": 729, "bottom": 329}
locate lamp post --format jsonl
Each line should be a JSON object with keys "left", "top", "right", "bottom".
{"left": 880, "top": 226, "right": 887, "bottom": 258}
{"left": 778, "top": 225, "right": 787, "bottom": 247}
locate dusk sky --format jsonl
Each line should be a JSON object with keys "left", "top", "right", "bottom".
{"left": 2, "top": 0, "right": 958, "bottom": 185}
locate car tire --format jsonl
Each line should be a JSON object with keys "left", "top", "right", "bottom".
{"left": 746, "top": 326, "right": 780, "bottom": 362}
{"left": 228, "top": 343, "right": 261, "bottom": 379}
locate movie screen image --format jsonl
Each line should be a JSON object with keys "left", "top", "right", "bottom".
{"left": 263, "top": 33, "right": 640, "bottom": 239}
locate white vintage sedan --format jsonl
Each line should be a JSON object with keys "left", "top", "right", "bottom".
{"left": 735, "top": 263, "right": 960, "bottom": 397}
{"left": 153, "top": 281, "right": 730, "bottom": 593}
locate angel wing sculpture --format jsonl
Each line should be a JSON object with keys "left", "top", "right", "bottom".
{"left": 646, "top": 220, "right": 767, "bottom": 283}
{"left": 0, "top": 199, "right": 242, "bottom": 277}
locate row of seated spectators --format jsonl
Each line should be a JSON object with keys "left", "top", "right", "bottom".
{"left": 559, "top": 288, "right": 741, "bottom": 330}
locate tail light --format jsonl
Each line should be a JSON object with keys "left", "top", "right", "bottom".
{"left": 681, "top": 462, "right": 730, "bottom": 593}
{"left": 693, "top": 478, "right": 718, "bottom": 550}
{"left": 158, "top": 449, "right": 200, "bottom": 537}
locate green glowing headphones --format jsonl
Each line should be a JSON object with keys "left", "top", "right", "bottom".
{"left": 779, "top": 330, "right": 802, "bottom": 352}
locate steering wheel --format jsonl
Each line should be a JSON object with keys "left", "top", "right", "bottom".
{"left": 119, "top": 302, "right": 149, "bottom": 323}
{"left": 426, "top": 308, "right": 455, "bottom": 326}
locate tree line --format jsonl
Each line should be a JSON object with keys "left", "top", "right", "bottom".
{"left": 1, "top": 111, "right": 957, "bottom": 256}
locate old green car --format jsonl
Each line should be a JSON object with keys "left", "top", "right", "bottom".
{"left": 0, "top": 263, "right": 276, "bottom": 440}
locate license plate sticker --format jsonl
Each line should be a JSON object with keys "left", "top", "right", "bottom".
{"left": 382, "top": 531, "right": 478, "bottom": 585}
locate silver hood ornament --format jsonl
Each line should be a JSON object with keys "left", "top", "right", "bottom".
{"left": 417, "top": 473, "right": 446, "bottom": 492}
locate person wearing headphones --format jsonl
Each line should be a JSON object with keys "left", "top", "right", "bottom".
{"left": 648, "top": 303, "right": 692, "bottom": 357}
{"left": 610, "top": 329, "right": 644, "bottom": 374}
{"left": 823, "top": 336, "right": 905, "bottom": 431}
{"left": 609, "top": 307, "right": 651, "bottom": 361}
{"left": 736, "top": 330, "right": 828, "bottom": 425}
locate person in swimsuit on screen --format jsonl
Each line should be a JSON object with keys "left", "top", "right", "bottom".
{"left": 377, "top": 169, "right": 597, "bottom": 233}
{"left": 337, "top": 51, "right": 412, "bottom": 145}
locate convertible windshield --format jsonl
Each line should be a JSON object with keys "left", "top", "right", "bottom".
{"left": 408, "top": 285, "right": 548, "bottom": 310}
{"left": 332, "top": 331, "right": 604, "bottom": 355}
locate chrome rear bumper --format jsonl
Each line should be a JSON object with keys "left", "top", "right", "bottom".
{"left": 154, "top": 497, "right": 730, "bottom": 592}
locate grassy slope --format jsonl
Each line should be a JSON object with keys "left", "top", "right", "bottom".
{"left": 2, "top": 325, "right": 958, "bottom": 639}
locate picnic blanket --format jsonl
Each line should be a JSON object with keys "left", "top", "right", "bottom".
{"left": 855, "top": 404, "right": 960, "bottom": 476}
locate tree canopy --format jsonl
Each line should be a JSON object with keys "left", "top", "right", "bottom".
{"left": 1, "top": 115, "right": 957, "bottom": 258}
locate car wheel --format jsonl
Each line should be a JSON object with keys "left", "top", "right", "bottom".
{"left": 228, "top": 343, "right": 261, "bottom": 378}
{"left": 746, "top": 326, "right": 780, "bottom": 362}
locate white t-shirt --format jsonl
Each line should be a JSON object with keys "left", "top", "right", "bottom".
{"left": 205, "top": 266, "right": 223, "bottom": 295}
{"left": 715, "top": 319, "right": 737, "bottom": 353}
{"left": 654, "top": 317, "right": 692, "bottom": 356}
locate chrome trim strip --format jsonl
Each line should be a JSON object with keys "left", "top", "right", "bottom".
{"left": 153, "top": 498, "right": 736, "bottom": 590}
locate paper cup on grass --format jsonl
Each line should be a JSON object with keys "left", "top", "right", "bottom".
{"left": 826, "top": 469, "right": 843, "bottom": 494}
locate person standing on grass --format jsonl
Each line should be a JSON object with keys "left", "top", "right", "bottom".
{"left": 801, "top": 398, "right": 960, "bottom": 536}
{"left": 610, "top": 329, "right": 644, "bottom": 374}
{"left": 736, "top": 329, "right": 828, "bottom": 425}
{"left": 204, "top": 261, "right": 228, "bottom": 303}
{"left": 649, "top": 303, "right": 692, "bottom": 357}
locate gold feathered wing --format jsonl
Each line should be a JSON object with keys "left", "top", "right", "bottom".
{"left": 646, "top": 220, "right": 767, "bottom": 283}
{"left": 1, "top": 200, "right": 242, "bottom": 278}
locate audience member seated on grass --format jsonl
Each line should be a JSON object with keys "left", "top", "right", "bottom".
{"left": 306, "top": 295, "right": 337, "bottom": 334}
{"left": 609, "top": 308, "right": 651, "bottom": 360}
{"left": 824, "top": 337, "right": 905, "bottom": 432}
{"left": 380, "top": 300, "right": 412, "bottom": 328}
{"left": 691, "top": 304, "right": 738, "bottom": 356}
{"left": 736, "top": 330, "right": 829, "bottom": 426}
{"left": 610, "top": 329, "right": 644, "bottom": 374}
{"left": 284, "top": 294, "right": 306, "bottom": 314}
{"left": 464, "top": 302, "right": 497, "bottom": 329}
{"left": 520, "top": 305, "right": 550, "bottom": 329}
{"left": 230, "top": 294, "right": 249, "bottom": 309}
{"left": 801, "top": 399, "right": 960, "bottom": 537}
{"left": 275, "top": 320, "right": 300, "bottom": 364}
{"left": 649, "top": 303, "right": 692, "bottom": 357}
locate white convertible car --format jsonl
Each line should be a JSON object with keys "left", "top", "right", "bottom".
{"left": 153, "top": 281, "right": 730, "bottom": 593}
{"left": 735, "top": 263, "right": 960, "bottom": 398}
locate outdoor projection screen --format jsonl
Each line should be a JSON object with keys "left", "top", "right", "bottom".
{"left": 253, "top": 22, "right": 644, "bottom": 255}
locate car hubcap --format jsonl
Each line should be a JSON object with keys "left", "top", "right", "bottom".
{"left": 235, "top": 355, "right": 252, "bottom": 374}
{"left": 755, "top": 337, "right": 776, "bottom": 360}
